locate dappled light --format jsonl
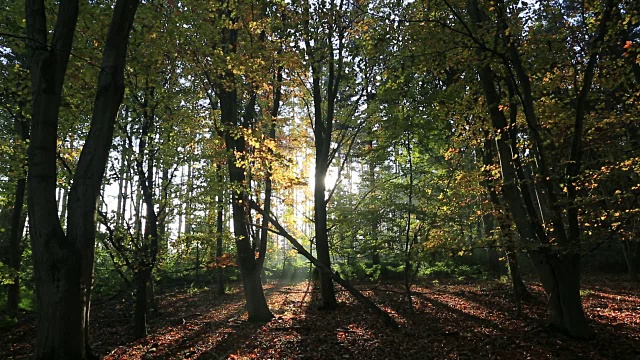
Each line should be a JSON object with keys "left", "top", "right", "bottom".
{"left": 5, "top": 279, "right": 640, "bottom": 359}
{"left": 1, "top": 0, "right": 639, "bottom": 358}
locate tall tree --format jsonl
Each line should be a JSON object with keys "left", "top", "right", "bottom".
{"left": 298, "top": 0, "right": 359, "bottom": 310}
{"left": 193, "top": 0, "right": 278, "bottom": 321}
{"left": 25, "top": 0, "right": 138, "bottom": 357}
{"left": 0, "top": 30, "right": 29, "bottom": 317}
{"left": 463, "top": 0, "right": 617, "bottom": 337}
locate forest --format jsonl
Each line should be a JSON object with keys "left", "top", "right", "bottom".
{"left": 0, "top": 0, "right": 639, "bottom": 359}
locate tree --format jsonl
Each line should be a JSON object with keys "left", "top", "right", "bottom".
{"left": 191, "top": 0, "right": 279, "bottom": 321}
{"left": 462, "top": 0, "right": 617, "bottom": 337}
{"left": 296, "top": 0, "right": 364, "bottom": 310}
{"left": 25, "top": 0, "right": 138, "bottom": 357}
{"left": 0, "top": 36, "right": 29, "bottom": 318}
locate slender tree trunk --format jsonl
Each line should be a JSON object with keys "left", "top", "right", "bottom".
{"left": 177, "top": 167, "right": 183, "bottom": 241}
{"left": 481, "top": 140, "right": 528, "bottom": 300}
{"left": 504, "top": 245, "right": 528, "bottom": 298}
{"left": 304, "top": 1, "right": 343, "bottom": 309}
{"left": 7, "top": 140, "right": 27, "bottom": 317}
{"left": 134, "top": 86, "right": 160, "bottom": 337}
{"left": 403, "top": 131, "right": 414, "bottom": 311}
{"left": 59, "top": 185, "right": 69, "bottom": 226}
{"left": 216, "top": 168, "right": 226, "bottom": 295}
{"left": 468, "top": 9, "right": 588, "bottom": 332}
{"left": 116, "top": 145, "right": 126, "bottom": 227}
{"left": 622, "top": 240, "right": 639, "bottom": 281}
{"left": 148, "top": 277, "right": 158, "bottom": 317}
{"left": 134, "top": 270, "right": 149, "bottom": 339}
{"left": 256, "top": 65, "right": 282, "bottom": 276}
{"left": 253, "top": 202, "right": 397, "bottom": 327}
{"left": 314, "top": 160, "right": 337, "bottom": 309}
{"left": 467, "top": 0, "right": 617, "bottom": 338}
{"left": 157, "top": 167, "right": 170, "bottom": 264}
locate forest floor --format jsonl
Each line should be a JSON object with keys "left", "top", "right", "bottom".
{"left": 1, "top": 276, "right": 639, "bottom": 359}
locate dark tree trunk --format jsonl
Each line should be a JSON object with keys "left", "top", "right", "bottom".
{"left": 467, "top": 0, "right": 615, "bottom": 338}
{"left": 403, "top": 131, "right": 415, "bottom": 311}
{"left": 227, "top": 151, "right": 272, "bottom": 321}
{"left": 25, "top": 0, "right": 139, "bottom": 357}
{"left": 256, "top": 66, "right": 282, "bottom": 274}
{"left": 216, "top": 168, "right": 226, "bottom": 296}
{"left": 217, "top": 52, "right": 272, "bottom": 320}
{"left": 210, "top": 7, "right": 273, "bottom": 321}
{"left": 481, "top": 140, "right": 528, "bottom": 300}
{"left": 6, "top": 99, "right": 29, "bottom": 318}
{"left": 253, "top": 202, "right": 397, "bottom": 328}
{"left": 482, "top": 208, "right": 501, "bottom": 274}
{"left": 7, "top": 179, "right": 26, "bottom": 317}
{"left": 134, "top": 270, "right": 150, "bottom": 339}
{"left": 504, "top": 246, "right": 528, "bottom": 299}
{"left": 133, "top": 85, "right": 161, "bottom": 338}
{"left": 148, "top": 277, "right": 158, "bottom": 317}
{"left": 314, "top": 162, "right": 337, "bottom": 309}
{"left": 622, "top": 240, "right": 640, "bottom": 281}
{"left": 487, "top": 247, "right": 501, "bottom": 274}
{"left": 302, "top": 0, "right": 347, "bottom": 310}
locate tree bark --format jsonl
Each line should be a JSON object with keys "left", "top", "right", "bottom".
{"left": 467, "top": 0, "right": 590, "bottom": 337}
{"left": 227, "top": 153, "right": 272, "bottom": 320}
{"left": 309, "top": 46, "right": 338, "bottom": 311}
{"left": 481, "top": 139, "right": 528, "bottom": 295}
{"left": 213, "top": 8, "right": 273, "bottom": 321}
{"left": 314, "top": 160, "right": 337, "bottom": 309}
{"left": 622, "top": 240, "right": 640, "bottom": 282}
{"left": 256, "top": 65, "right": 282, "bottom": 273}
{"left": 134, "top": 270, "right": 150, "bottom": 339}
{"left": 216, "top": 167, "right": 226, "bottom": 296}
{"left": 26, "top": 0, "right": 139, "bottom": 357}
{"left": 6, "top": 111, "right": 29, "bottom": 317}
{"left": 132, "top": 85, "right": 161, "bottom": 338}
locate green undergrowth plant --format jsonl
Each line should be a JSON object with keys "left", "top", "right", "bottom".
{"left": 421, "top": 259, "right": 486, "bottom": 281}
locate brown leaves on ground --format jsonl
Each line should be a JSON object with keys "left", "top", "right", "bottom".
{"left": 1, "top": 276, "right": 639, "bottom": 359}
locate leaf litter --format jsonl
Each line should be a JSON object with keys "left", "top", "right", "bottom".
{"left": 1, "top": 276, "right": 639, "bottom": 359}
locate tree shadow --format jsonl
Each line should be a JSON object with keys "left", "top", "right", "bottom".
{"left": 102, "top": 281, "right": 290, "bottom": 359}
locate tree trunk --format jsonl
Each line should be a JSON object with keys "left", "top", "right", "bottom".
{"left": 304, "top": 3, "right": 343, "bottom": 309}
{"left": 472, "top": 46, "right": 588, "bottom": 337}
{"left": 466, "top": 0, "right": 613, "bottom": 338}
{"left": 59, "top": 184, "right": 69, "bottom": 226}
{"left": 216, "top": 169, "right": 226, "bottom": 296}
{"left": 622, "top": 240, "right": 640, "bottom": 281}
{"left": 403, "top": 131, "right": 414, "bottom": 311}
{"left": 7, "top": 178, "right": 26, "bottom": 317}
{"left": 504, "top": 247, "right": 528, "bottom": 299}
{"left": 314, "top": 162, "right": 337, "bottom": 309}
{"left": 134, "top": 271, "right": 149, "bottom": 339}
{"left": 481, "top": 139, "right": 528, "bottom": 299}
{"left": 218, "top": 67, "right": 273, "bottom": 320}
{"left": 487, "top": 247, "right": 501, "bottom": 274}
{"left": 256, "top": 65, "right": 282, "bottom": 275}
{"left": 148, "top": 276, "right": 158, "bottom": 317}
{"left": 482, "top": 209, "right": 501, "bottom": 274}
{"left": 26, "top": 0, "right": 139, "bottom": 357}
{"left": 227, "top": 157, "right": 273, "bottom": 321}
{"left": 32, "top": 246, "right": 86, "bottom": 359}
{"left": 133, "top": 86, "right": 161, "bottom": 338}
{"left": 253, "top": 201, "right": 397, "bottom": 328}
{"left": 116, "top": 145, "right": 127, "bottom": 227}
